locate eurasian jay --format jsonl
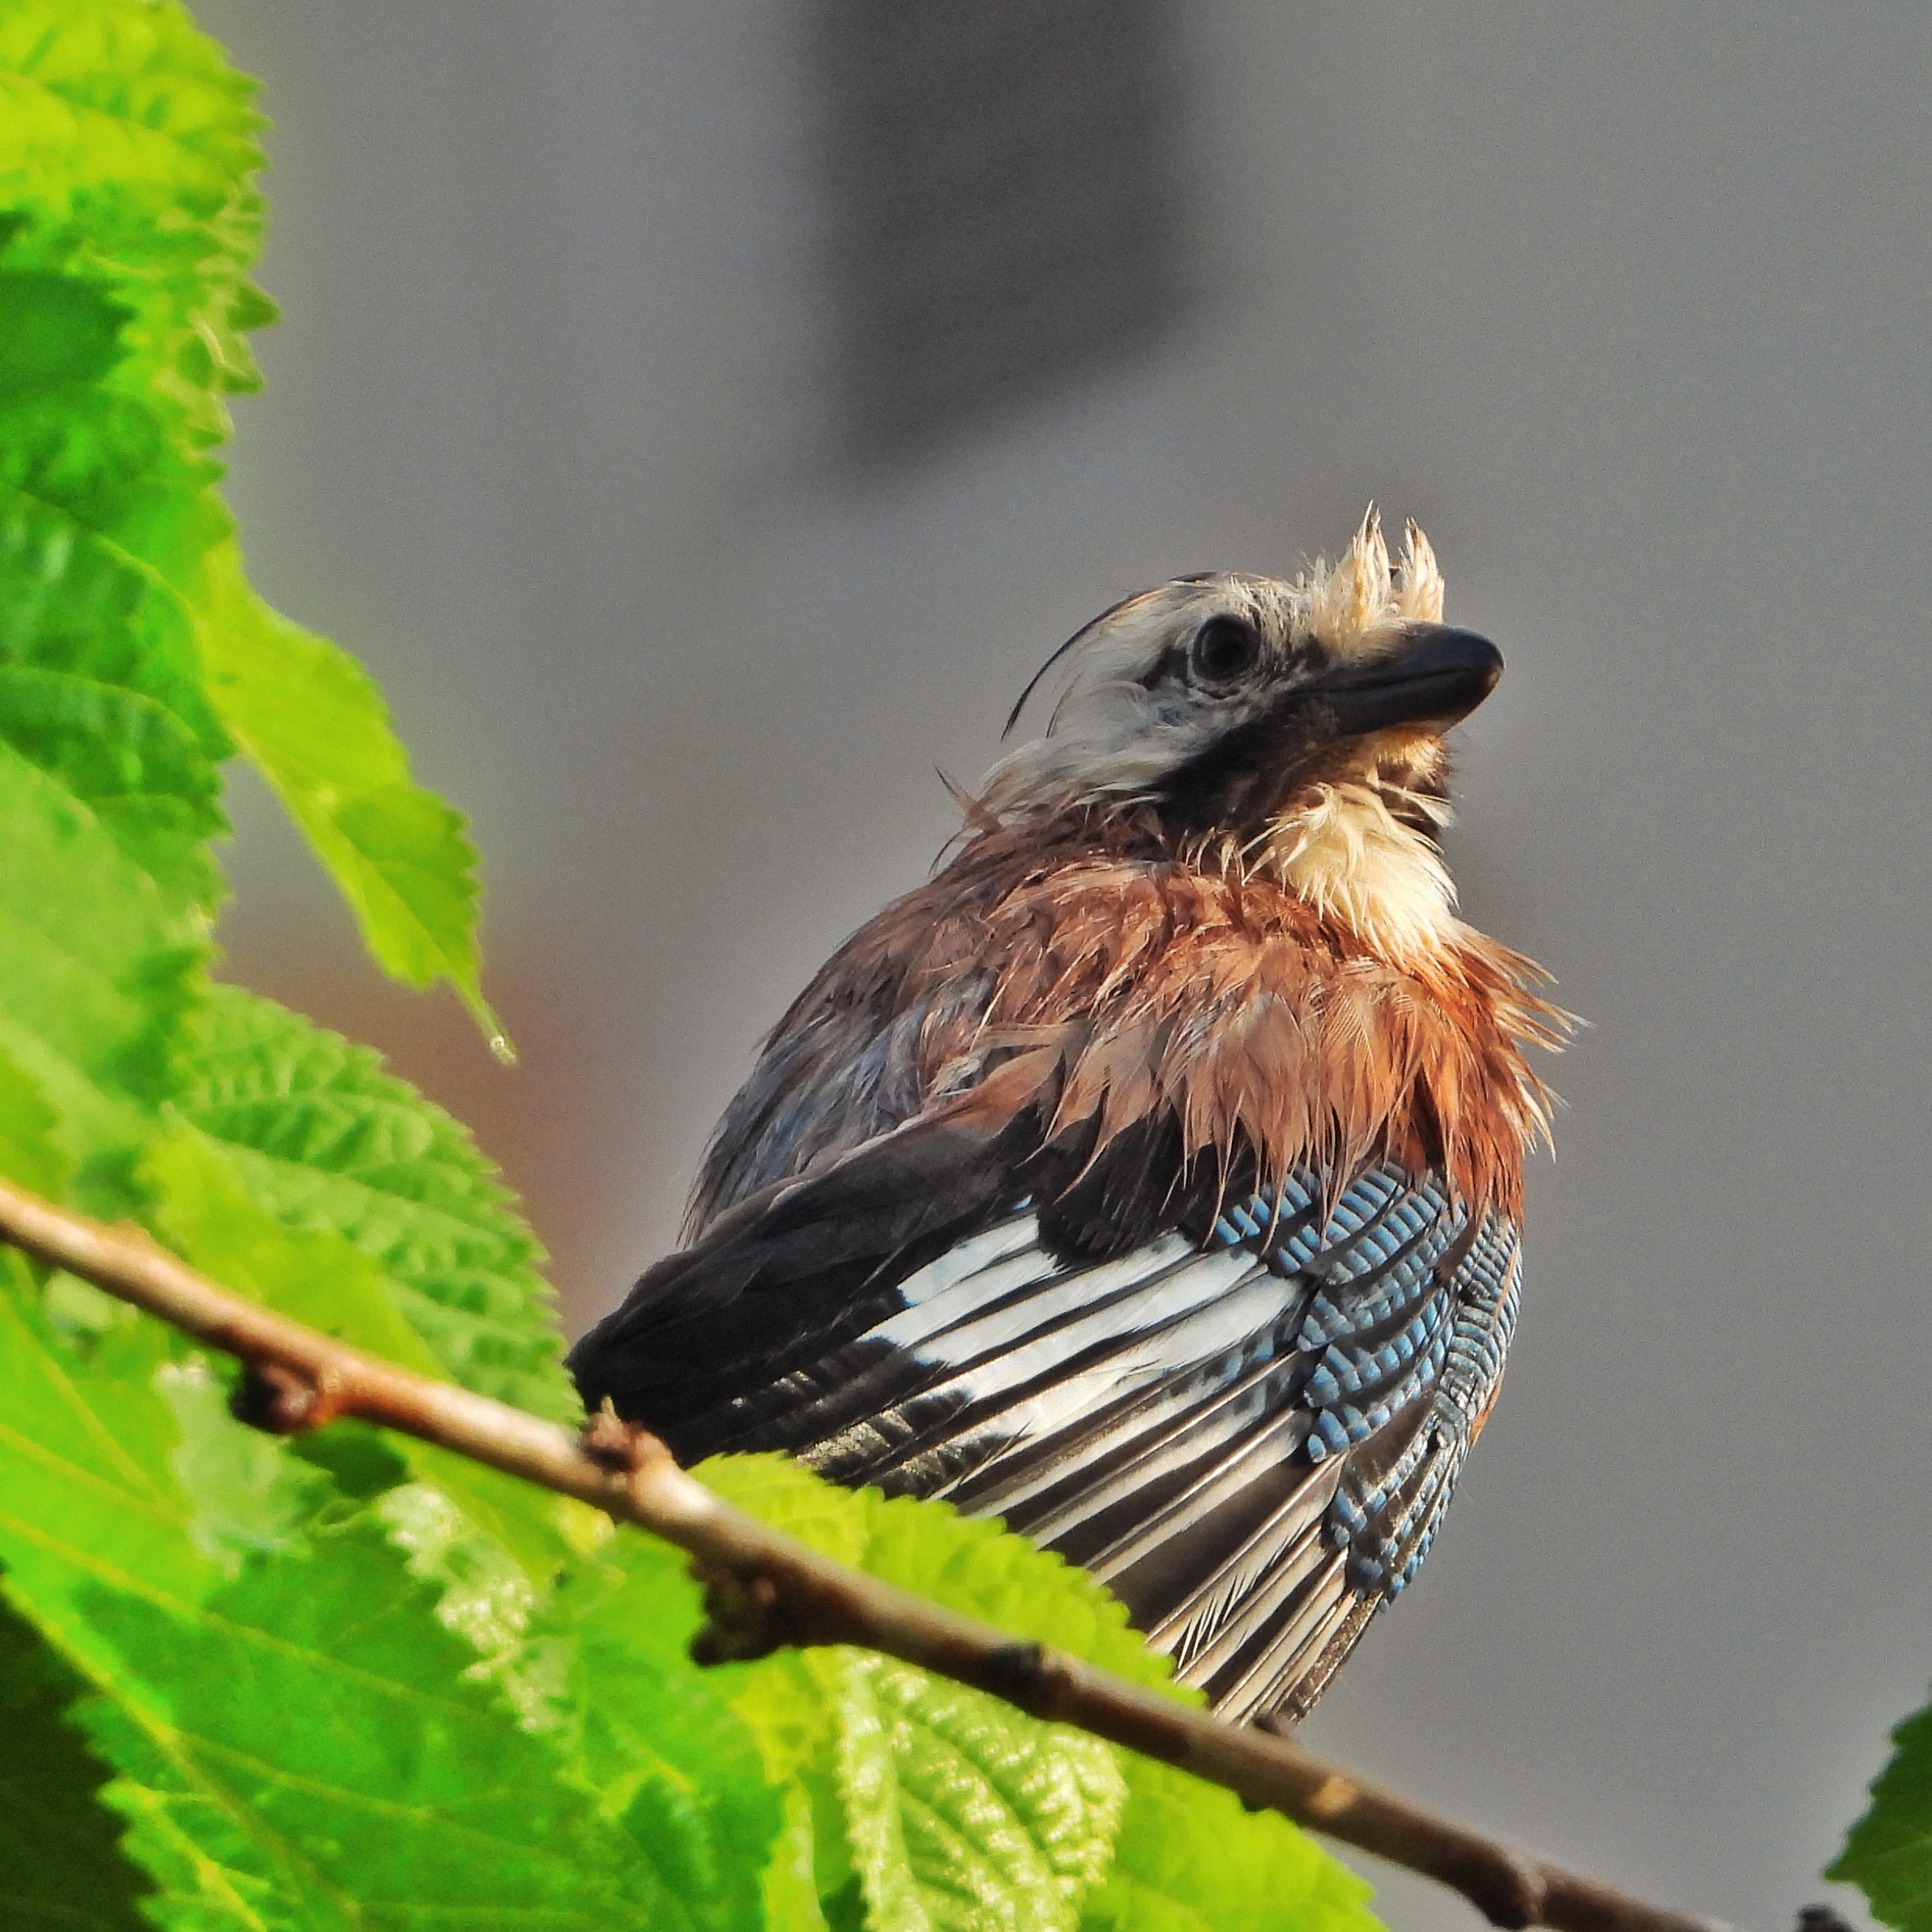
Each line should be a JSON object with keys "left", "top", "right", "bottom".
{"left": 571, "top": 513, "right": 1564, "bottom": 1724}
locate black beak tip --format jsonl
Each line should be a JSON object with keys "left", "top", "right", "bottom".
{"left": 1473, "top": 636, "right": 1504, "bottom": 695}
{"left": 1390, "top": 624, "right": 1503, "bottom": 730}
{"left": 1420, "top": 625, "right": 1503, "bottom": 693}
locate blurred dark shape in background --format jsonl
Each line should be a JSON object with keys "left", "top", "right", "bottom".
{"left": 817, "top": 0, "right": 1184, "bottom": 461}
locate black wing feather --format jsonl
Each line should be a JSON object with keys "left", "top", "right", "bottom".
{"left": 570, "top": 1088, "right": 1042, "bottom": 1450}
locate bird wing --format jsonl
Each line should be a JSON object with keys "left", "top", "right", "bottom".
{"left": 569, "top": 1068, "right": 1521, "bottom": 1724}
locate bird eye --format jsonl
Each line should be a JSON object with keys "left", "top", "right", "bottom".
{"left": 1189, "top": 616, "right": 1262, "bottom": 685}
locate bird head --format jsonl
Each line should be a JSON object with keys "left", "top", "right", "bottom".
{"left": 979, "top": 511, "right": 1501, "bottom": 959}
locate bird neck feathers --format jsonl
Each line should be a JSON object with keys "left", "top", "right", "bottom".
{"left": 1234, "top": 775, "right": 1457, "bottom": 966}
{"left": 784, "top": 814, "right": 1566, "bottom": 1218}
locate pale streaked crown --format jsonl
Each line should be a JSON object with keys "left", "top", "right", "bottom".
{"left": 982, "top": 510, "right": 1446, "bottom": 814}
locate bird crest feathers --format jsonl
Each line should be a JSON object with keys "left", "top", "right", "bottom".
{"left": 1304, "top": 507, "right": 1446, "bottom": 659}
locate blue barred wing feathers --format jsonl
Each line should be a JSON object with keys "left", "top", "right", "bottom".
{"left": 815, "top": 1161, "right": 1519, "bottom": 1722}
{"left": 574, "top": 1113, "right": 1521, "bottom": 1722}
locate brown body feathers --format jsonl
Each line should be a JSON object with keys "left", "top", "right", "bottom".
{"left": 707, "top": 806, "right": 1561, "bottom": 1232}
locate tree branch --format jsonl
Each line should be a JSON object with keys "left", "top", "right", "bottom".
{"left": 0, "top": 1174, "right": 1729, "bottom": 1932}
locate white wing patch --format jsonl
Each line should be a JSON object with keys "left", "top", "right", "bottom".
{"left": 790, "top": 1173, "right": 1518, "bottom": 1724}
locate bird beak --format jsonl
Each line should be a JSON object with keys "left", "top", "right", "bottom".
{"left": 1310, "top": 625, "right": 1503, "bottom": 738}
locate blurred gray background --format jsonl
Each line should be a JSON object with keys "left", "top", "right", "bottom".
{"left": 191, "top": 3, "right": 1929, "bottom": 1927}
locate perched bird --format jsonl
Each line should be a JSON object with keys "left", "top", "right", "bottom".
{"left": 572, "top": 513, "right": 1565, "bottom": 1724}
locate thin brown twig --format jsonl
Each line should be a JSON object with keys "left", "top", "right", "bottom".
{"left": 0, "top": 1174, "right": 1730, "bottom": 1932}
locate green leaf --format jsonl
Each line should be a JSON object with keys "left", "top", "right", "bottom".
{"left": 0, "top": 738, "right": 205, "bottom": 1210}
{"left": 70, "top": 1518, "right": 701, "bottom": 1932}
{"left": 178, "top": 984, "right": 575, "bottom": 1422}
{"left": 855, "top": 1488, "right": 1181, "bottom": 1693}
{"left": 141, "top": 1123, "right": 446, "bottom": 1364}
{"left": 0, "top": 659, "right": 226, "bottom": 910}
{"left": 836, "top": 1648, "right": 1126, "bottom": 1932}
{"left": 2, "top": 0, "right": 494, "bottom": 1012}
{"left": 0, "top": 269, "right": 127, "bottom": 393}
{"left": 704, "top": 1458, "right": 1383, "bottom": 1932}
{"left": 0, "top": 12, "right": 266, "bottom": 922}
{"left": 844, "top": 1487, "right": 1381, "bottom": 1932}
{"left": 705, "top": 1457, "right": 1180, "bottom": 1693}
{"left": 0, "top": 284, "right": 231, "bottom": 922}
{"left": 705, "top": 1451, "right": 874, "bottom": 1573}
{"left": 1831, "top": 1696, "right": 1932, "bottom": 1932}
{"left": 0, "top": 1260, "right": 716, "bottom": 1932}
{"left": 137, "top": 1123, "right": 573, "bottom": 1586}
{"left": 1079, "top": 1759, "right": 1382, "bottom": 1932}
{"left": 0, "top": 1035, "right": 72, "bottom": 1198}
{"left": 514, "top": 1525, "right": 787, "bottom": 1932}
{"left": 824, "top": 1487, "right": 1144, "bottom": 1932}
{"left": 0, "top": 301, "right": 231, "bottom": 607}
{"left": 4, "top": 3, "right": 498, "bottom": 991}
{"left": 763, "top": 1785, "right": 835, "bottom": 1932}
{"left": 0, "top": 1251, "right": 213, "bottom": 1636}
{"left": 705, "top": 1461, "right": 1148, "bottom": 1932}
{"left": 0, "top": 2, "right": 271, "bottom": 458}
{"left": 0, "top": 1590, "right": 154, "bottom": 1932}
{"left": 0, "top": 472, "right": 230, "bottom": 910}
{"left": 197, "top": 548, "right": 503, "bottom": 1045}
{"left": 155, "top": 1356, "right": 333, "bottom": 1570}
